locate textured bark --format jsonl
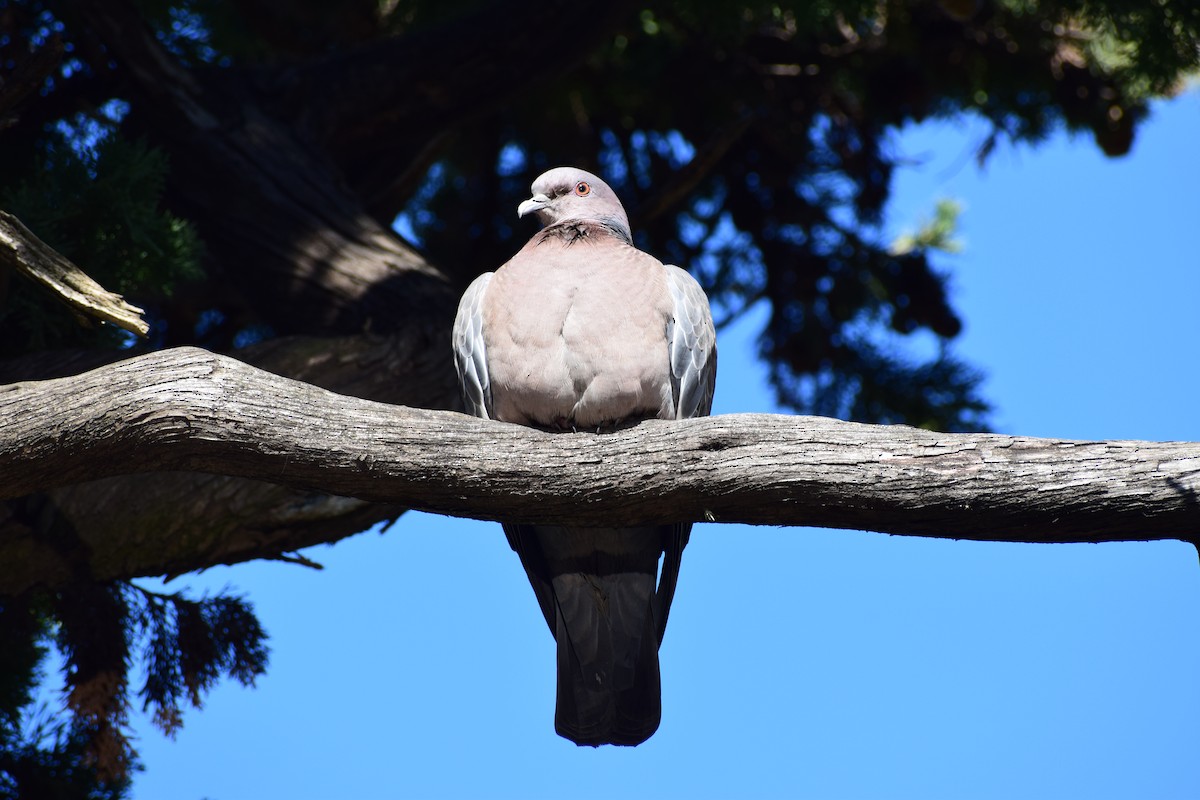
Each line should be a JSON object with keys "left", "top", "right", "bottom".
{"left": 3, "top": 346, "right": 1198, "bottom": 594}
{"left": 0, "top": 331, "right": 459, "bottom": 594}
{"left": 0, "top": 209, "right": 149, "bottom": 336}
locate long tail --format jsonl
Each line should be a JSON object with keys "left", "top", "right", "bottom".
{"left": 550, "top": 570, "right": 661, "bottom": 746}
{"left": 504, "top": 524, "right": 684, "bottom": 746}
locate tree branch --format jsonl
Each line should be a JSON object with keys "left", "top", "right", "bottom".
{"left": 2, "top": 346, "right": 1197, "bottom": 593}
{"left": 0, "top": 330, "right": 460, "bottom": 595}
{"left": 0, "top": 209, "right": 150, "bottom": 337}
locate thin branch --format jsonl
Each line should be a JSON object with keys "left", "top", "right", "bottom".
{"left": 267, "top": 552, "right": 325, "bottom": 571}
{"left": 0, "top": 209, "right": 150, "bottom": 337}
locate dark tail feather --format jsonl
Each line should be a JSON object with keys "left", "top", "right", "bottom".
{"left": 550, "top": 571, "right": 661, "bottom": 746}
{"left": 653, "top": 523, "right": 691, "bottom": 644}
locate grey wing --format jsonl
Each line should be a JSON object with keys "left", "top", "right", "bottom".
{"left": 452, "top": 272, "right": 494, "bottom": 419}
{"left": 664, "top": 265, "right": 717, "bottom": 420}
{"left": 655, "top": 265, "right": 716, "bottom": 642}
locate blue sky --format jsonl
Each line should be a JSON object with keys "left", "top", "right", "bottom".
{"left": 122, "top": 92, "right": 1200, "bottom": 799}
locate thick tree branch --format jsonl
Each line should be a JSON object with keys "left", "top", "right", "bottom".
{"left": 0, "top": 332, "right": 456, "bottom": 594}
{"left": 2, "top": 346, "right": 1198, "bottom": 593}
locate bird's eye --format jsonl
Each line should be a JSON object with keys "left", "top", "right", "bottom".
{"left": 574, "top": 181, "right": 591, "bottom": 197}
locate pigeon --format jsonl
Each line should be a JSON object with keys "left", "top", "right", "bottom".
{"left": 452, "top": 166, "right": 716, "bottom": 746}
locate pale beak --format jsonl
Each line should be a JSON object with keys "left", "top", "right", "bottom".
{"left": 517, "top": 193, "right": 551, "bottom": 218}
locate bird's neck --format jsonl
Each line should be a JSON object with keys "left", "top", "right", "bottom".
{"left": 537, "top": 218, "right": 633, "bottom": 246}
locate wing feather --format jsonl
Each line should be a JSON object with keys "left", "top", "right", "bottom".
{"left": 664, "top": 265, "right": 717, "bottom": 420}
{"left": 655, "top": 265, "right": 716, "bottom": 641}
{"left": 452, "top": 272, "right": 494, "bottom": 419}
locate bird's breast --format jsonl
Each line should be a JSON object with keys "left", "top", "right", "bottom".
{"left": 483, "top": 242, "right": 675, "bottom": 429}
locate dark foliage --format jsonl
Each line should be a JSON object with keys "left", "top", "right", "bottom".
{"left": 0, "top": 595, "right": 131, "bottom": 800}
{"left": 133, "top": 586, "right": 269, "bottom": 738}
{"left": 0, "top": 582, "right": 267, "bottom": 794}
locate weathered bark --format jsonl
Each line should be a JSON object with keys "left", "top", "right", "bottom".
{"left": 0, "top": 209, "right": 149, "bottom": 337}
{"left": 3, "top": 346, "right": 1198, "bottom": 595}
{"left": 0, "top": 331, "right": 459, "bottom": 594}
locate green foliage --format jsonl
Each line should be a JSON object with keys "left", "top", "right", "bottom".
{"left": 891, "top": 200, "right": 965, "bottom": 256}
{"left": 1033, "top": 0, "right": 1200, "bottom": 96}
{"left": 0, "top": 128, "right": 201, "bottom": 356}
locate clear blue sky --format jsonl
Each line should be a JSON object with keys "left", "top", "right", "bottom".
{"left": 123, "top": 93, "right": 1200, "bottom": 799}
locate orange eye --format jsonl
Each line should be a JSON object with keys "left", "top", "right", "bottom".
{"left": 574, "top": 181, "right": 591, "bottom": 196}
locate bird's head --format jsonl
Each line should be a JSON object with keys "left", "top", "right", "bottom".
{"left": 517, "top": 167, "right": 632, "bottom": 242}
